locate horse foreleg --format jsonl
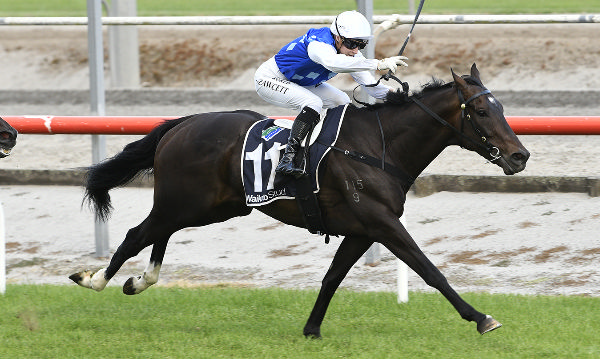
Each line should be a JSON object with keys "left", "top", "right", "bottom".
{"left": 122, "top": 240, "right": 167, "bottom": 295}
{"left": 381, "top": 226, "right": 501, "bottom": 335}
{"left": 303, "top": 236, "right": 373, "bottom": 339}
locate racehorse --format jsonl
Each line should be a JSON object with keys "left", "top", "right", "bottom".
{"left": 0, "top": 116, "right": 17, "bottom": 158}
{"left": 70, "top": 64, "right": 529, "bottom": 338}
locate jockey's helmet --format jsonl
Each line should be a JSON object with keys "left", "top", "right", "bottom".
{"left": 330, "top": 10, "right": 373, "bottom": 40}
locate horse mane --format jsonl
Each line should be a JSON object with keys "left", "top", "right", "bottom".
{"left": 366, "top": 75, "right": 483, "bottom": 109}
{"left": 384, "top": 77, "right": 449, "bottom": 106}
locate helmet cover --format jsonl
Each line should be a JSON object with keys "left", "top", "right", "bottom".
{"left": 330, "top": 10, "right": 373, "bottom": 40}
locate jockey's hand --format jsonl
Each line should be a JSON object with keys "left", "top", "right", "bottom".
{"left": 377, "top": 56, "right": 409, "bottom": 73}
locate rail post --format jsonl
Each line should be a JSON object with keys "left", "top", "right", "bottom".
{"left": 87, "top": 0, "right": 110, "bottom": 257}
{"left": 108, "top": 0, "right": 140, "bottom": 88}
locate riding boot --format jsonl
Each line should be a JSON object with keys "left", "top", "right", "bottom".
{"left": 275, "top": 106, "right": 320, "bottom": 178}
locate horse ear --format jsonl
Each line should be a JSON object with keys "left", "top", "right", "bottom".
{"left": 451, "top": 68, "right": 468, "bottom": 90}
{"left": 470, "top": 63, "right": 481, "bottom": 81}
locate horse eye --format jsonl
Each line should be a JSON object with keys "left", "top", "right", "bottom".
{"left": 476, "top": 110, "right": 487, "bottom": 117}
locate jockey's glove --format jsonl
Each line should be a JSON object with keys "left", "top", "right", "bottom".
{"left": 376, "top": 56, "right": 409, "bottom": 73}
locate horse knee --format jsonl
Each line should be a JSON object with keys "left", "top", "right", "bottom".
{"left": 321, "top": 273, "right": 343, "bottom": 291}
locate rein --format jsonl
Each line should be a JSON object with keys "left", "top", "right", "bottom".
{"left": 325, "top": 142, "right": 415, "bottom": 186}
{"left": 334, "top": 0, "right": 501, "bottom": 184}
{"left": 324, "top": 80, "right": 501, "bottom": 187}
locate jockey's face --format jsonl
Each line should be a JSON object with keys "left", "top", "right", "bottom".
{"left": 334, "top": 35, "right": 360, "bottom": 56}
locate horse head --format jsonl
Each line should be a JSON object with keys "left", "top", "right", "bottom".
{"left": 451, "top": 64, "right": 529, "bottom": 175}
{"left": 0, "top": 116, "right": 18, "bottom": 158}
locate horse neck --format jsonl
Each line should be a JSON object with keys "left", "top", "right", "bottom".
{"left": 381, "top": 86, "right": 462, "bottom": 179}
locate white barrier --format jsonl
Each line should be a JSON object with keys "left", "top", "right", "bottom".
{"left": 0, "top": 14, "right": 599, "bottom": 26}
{"left": 398, "top": 215, "right": 409, "bottom": 303}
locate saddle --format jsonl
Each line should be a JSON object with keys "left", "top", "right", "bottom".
{"left": 241, "top": 105, "right": 348, "bottom": 242}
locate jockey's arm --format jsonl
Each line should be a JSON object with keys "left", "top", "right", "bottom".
{"left": 307, "top": 41, "right": 394, "bottom": 99}
{"left": 307, "top": 41, "right": 379, "bottom": 73}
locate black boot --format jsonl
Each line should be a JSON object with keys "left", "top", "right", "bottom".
{"left": 275, "top": 107, "right": 320, "bottom": 178}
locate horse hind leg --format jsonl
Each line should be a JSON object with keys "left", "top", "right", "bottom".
{"left": 69, "top": 215, "right": 175, "bottom": 293}
{"left": 304, "top": 236, "right": 373, "bottom": 338}
{"left": 122, "top": 240, "right": 167, "bottom": 295}
{"left": 68, "top": 268, "right": 110, "bottom": 292}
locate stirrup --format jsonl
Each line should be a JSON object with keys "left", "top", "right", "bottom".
{"left": 276, "top": 160, "right": 306, "bottom": 178}
{"left": 291, "top": 156, "right": 308, "bottom": 178}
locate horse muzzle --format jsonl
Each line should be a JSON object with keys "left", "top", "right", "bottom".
{"left": 0, "top": 129, "right": 18, "bottom": 158}
{"left": 499, "top": 148, "right": 530, "bottom": 175}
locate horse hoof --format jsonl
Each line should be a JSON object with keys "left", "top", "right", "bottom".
{"left": 477, "top": 315, "right": 502, "bottom": 335}
{"left": 123, "top": 277, "right": 136, "bottom": 295}
{"left": 304, "top": 332, "right": 322, "bottom": 340}
{"left": 69, "top": 270, "right": 94, "bottom": 288}
{"left": 303, "top": 327, "right": 322, "bottom": 339}
{"left": 123, "top": 277, "right": 143, "bottom": 295}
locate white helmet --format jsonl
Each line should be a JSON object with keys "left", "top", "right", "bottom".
{"left": 330, "top": 10, "right": 373, "bottom": 40}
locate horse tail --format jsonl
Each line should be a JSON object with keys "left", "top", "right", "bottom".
{"left": 84, "top": 115, "right": 194, "bottom": 220}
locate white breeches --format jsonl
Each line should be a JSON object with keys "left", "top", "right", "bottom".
{"left": 254, "top": 57, "right": 351, "bottom": 114}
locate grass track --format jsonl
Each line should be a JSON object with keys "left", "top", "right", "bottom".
{"left": 1, "top": 285, "right": 599, "bottom": 358}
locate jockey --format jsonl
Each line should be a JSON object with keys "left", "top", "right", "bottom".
{"left": 254, "top": 10, "right": 408, "bottom": 178}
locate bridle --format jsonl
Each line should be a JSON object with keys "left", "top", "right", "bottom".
{"left": 337, "top": 0, "right": 502, "bottom": 182}
{"left": 410, "top": 85, "right": 502, "bottom": 162}
{"left": 457, "top": 88, "right": 502, "bottom": 160}
{"left": 354, "top": 0, "right": 500, "bottom": 162}
{"left": 327, "top": 82, "right": 502, "bottom": 190}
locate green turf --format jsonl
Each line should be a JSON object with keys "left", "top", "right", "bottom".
{"left": 1, "top": 285, "right": 599, "bottom": 358}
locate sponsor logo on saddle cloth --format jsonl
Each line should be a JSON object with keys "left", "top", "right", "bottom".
{"left": 241, "top": 104, "right": 348, "bottom": 206}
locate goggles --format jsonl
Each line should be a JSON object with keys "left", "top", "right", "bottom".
{"left": 341, "top": 37, "right": 368, "bottom": 50}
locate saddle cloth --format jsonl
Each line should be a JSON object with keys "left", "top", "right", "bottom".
{"left": 241, "top": 104, "right": 348, "bottom": 206}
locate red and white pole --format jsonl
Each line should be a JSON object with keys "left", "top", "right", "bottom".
{"left": 4, "top": 115, "right": 600, "bottom": 135}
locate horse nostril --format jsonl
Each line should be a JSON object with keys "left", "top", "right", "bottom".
{"left": 1, "top": 130, "right": 18, "bottom": 140}
{"left": 511, "top": 150, "right": 530, "bottom": 163}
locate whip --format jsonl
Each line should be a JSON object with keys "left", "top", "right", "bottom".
{"left": 366, "top": 0, "right": 426, "bottom": 93}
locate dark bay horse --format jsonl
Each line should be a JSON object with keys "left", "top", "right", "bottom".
{"left": 0, "top": 116, "right": 17, "bottom": 158}
{"left": 70, "top": 64, "right": 529, "bottom": 338}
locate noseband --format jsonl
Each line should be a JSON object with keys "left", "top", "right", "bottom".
{"left": 411, "top": 87, "right": 502, "bottom": 162}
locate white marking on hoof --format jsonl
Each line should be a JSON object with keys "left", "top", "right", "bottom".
{"left": 90, "top": 268, "right": 109, "bottom": 292}
{"left": 70, "top": 270, "right": 94, "bottom": 288}
{"left": 142, "top": 262, "right": 161, "bottom": 286}
{"left": 123, "top": 262, "right": 161, "bottom": 295}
